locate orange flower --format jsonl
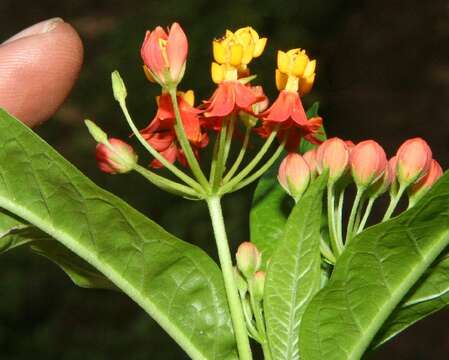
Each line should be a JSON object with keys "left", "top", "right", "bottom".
{"left": 141, "top": 23, "right": 188, "bottom": 86}
{"left": 140, "top": 92, "right": 208, "bottom": 168}
{"left": 258, "top": 90, "right": 322, "bottom": 150}
{"left": 203, "top": 81, "right": 263, "bottom": 118}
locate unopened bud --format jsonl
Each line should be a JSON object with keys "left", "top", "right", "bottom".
{"left": 96, "top": 138, "right": 137, "bottom": 174}
{"left": 350, "top": 140, "right": 387, "bottom": 188}
{"left": 409, "top": 159, "right": 443, "bottom": 204}
{"left": 236, "top": 242, "right": 262, "bottom": 278}
{"left": 85, "top": 119, "right": 108, "bottom": 144}
{"left": 278, "top": 153, "right": 311, "bottom": 201}
{"left": 316, "top": 137, "right": 350, "bottom": 183}
{"left": 303, "top": 148, "right": 318, "bottom": 179}
{"left": 251, "top": 271, "right": 266, "bottom": 302}
{"left": 111, "top": 71, "right": 127, "bottom": 103}
{"left": 396, "top": 138, "right": 432, "bottom": 186}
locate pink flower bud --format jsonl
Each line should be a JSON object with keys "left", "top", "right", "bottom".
{"left": 350, "top": 140, "right": 387, "bottom": 187}
{"left": 410, "top": 159, "right": 443, "bottom": 197}
{"left": 96, "top": 138, "right": 137, "bottom": 174}
{"left": 252, "top": 271, "right": 266, "bottom": 301}
{"left": 141, "top": 22, "right": 188, "bottom": 86}
{"left": 316, "top": 137, "right": 350, "bottom": 182}
{"left": 278, "top": 153, "right": 311, "bottom": 201}
{"left": 303, "top": 148, "right": 318, "bottom": 179}
{"left": 396, "top": 138, "right": 432, "bottom": 185}
{"left": 236, "top": 242, "right": 262, "bottom": 278}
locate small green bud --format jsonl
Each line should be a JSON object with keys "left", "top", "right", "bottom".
{"left": 111, "top": 70, "right": 127, "bottom": 103}
{"left": 236, "top": 242, "right": 262, "bottom": 279}
{"left": 85, "top": 119, "right": 108, "bottom": 144}
{"left": 251, "top": 271, "right": 266, "bottom": 302}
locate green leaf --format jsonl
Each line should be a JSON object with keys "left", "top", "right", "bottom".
{"left": 372, "top": 251, "right": 449, "bottom": 347}
{"left": 1, "top": 209, "right": 116, "bottom": 290}
{"left": 0, "top": 109, "right": 237, "bottom": 360}
{"left": 299, "top": 171, "right": 449, "bottom": 360}
{"left": 264, "top": 173, "right": 327, "bottom": 360}
{"left": 250, "top": 102, "right": 322, "bottom": 265}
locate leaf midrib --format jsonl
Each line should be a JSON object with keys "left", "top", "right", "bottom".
{"left": 0, "top": 196, "right": 209, "bottom": 360}
{"left": 347, "top": 229, "right": 449, "bottom": 360}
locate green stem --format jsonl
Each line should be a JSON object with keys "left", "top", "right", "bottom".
{"left": 249, "top": 295, "right": 271, "bottom": 360}
{"left": 327, "top": 184, "right": 343, "bottom": 256}
{"left": 222, "top": 141, "right": 285, "bottom": 195}
{"left": 222, "top": 130, "right": 278, "bottom": 191}
{"left": 133, "top": 165, "right": 199, "bottom": 199}
{"left": 223, "top": 127, "right": 251, "bottom": 183}
{"left": 206, "top": 196, "right": 253, "bottom": 360}
{"left": 240, "top": 295, "right": 262, "bottom": 342}
{"left": 320, "top": 237, "right": 336, "bottom": 265}
{"left": 210, "top": 120, "right": 228, "bottom": 188}
{"left": 118, "top": 100, "right": 203, "bottom": 194}
{"left": 382, "top": 185, "right": 406, "bottom": 221}
{"left": 356, "top": 196, "right": 376, "bottom": 234}
{"left": 335, "top": 188, "right": 345, "bottom": 247}
{"left": 346, "top": 187, "right": 365, "bottom": 244}
{"left": 168, "top": 88, "right": 210, "bottom": 191}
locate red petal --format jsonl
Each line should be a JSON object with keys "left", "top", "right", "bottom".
{"left": 262, "top": 90, "right": 292, "bottom": 123}
{"left": 167, "top": 23, "right": 188, "bottom": 81}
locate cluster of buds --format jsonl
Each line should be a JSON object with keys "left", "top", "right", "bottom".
{"left": 278, "top": 137, "right": 444, "bottom": 261}
{"left": 279, "top": 137, "right": 442, "bottom": 204}
{"left": 234, "top": 242, "right": 267, "bottom": 340}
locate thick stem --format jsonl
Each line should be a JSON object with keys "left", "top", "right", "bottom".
{"left": 382, "top": 185, "right": 406, "bottom": 221}
{"left": 118, "top": 100, "right": 203, "bottom": 193}
{"left": 168, "top": 89, "right": 210, "bottom": 191}
{"left": 206, "top": 197, "right": 253, "bottom": 360}
{"left": 346, "top": 187, "right": 365, "bottom": 244}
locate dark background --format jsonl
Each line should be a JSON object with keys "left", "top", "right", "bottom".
{"left": 1, "top": 0, "right": 448, "bottom": 359}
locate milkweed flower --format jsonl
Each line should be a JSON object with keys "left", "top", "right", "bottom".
{"left": 259, "top": 48, "right": 322, "bottom": 150}
{"left": 140, "top": 91, "right": 208, "bottom": 168}
{"left": 96, "top": 138, "right": 137, "bottom": 174}
{"left": 203, "top": 27, "right": 267, "bottom": 119}
{"left": 141, "top": 22, "right": 188, "bottom": 87}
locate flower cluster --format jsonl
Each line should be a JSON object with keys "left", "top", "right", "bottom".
{"left": 93, "top": 23, "right": 323, "bottom": 187}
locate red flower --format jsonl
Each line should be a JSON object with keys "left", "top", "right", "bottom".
{"left": 140, "top": 23, "right": 188, "bottom": 85}
{"left": 257, "top": 90, "right": 322, "bottom": 151}
{"left": 140, "top": 92, "right": 208, "bottom": 168}
{"left": 203, "top": 81, "right": 263, "bottom": 118}
{"left": 96, "top": 138, "right": 137, "bottom": 174}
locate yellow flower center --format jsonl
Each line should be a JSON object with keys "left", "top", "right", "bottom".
{"left": 276, "top": 48, "right": 316, "bottom": 95}
{"left": 210, "top": 26, "right": 267, "bottom": 84}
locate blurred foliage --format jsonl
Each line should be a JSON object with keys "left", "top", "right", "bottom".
{"left": 1, "top": 0, "right": 448, "bottom": 358}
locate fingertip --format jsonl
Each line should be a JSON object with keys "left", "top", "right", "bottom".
{"left": 0, "top": 19, "right": 84, "bottom": 127}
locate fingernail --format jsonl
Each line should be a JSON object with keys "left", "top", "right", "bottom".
{"left": 2, "top": 18, "right": 64, "bottom": 45}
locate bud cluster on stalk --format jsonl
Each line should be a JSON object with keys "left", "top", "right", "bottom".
{"left": 234, "top": 242, "right": 267, "bottom": 342}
